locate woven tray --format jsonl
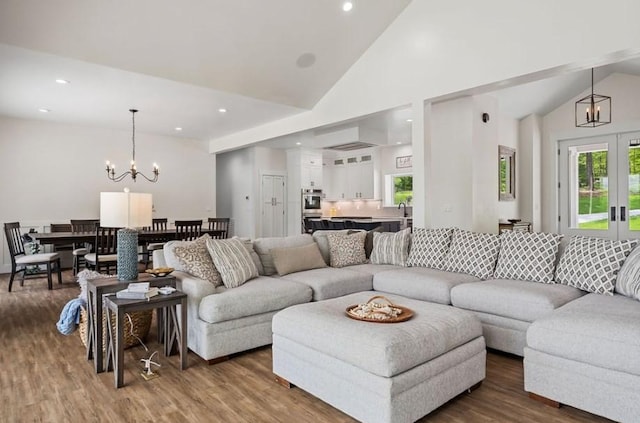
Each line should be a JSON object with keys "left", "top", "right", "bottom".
{"left": 78, "top": 306, "right": 152, "bottom": 349}
{"left": 346, "top": 295, "right": 413, "bottom": 323}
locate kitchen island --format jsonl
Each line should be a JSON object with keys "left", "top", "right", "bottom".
{"left": 310, "top": 217, "right": 405, "bottom": 232}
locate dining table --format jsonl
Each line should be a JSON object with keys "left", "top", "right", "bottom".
{"left": 30, "top": 228, "right": 224, "bottom": 248}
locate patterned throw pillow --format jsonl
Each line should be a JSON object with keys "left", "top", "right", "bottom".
{"left": 370, "top": 228, "right": 411, "bottom": 266}
{"left": 171, "top": 234, "right": 222, "bottom": 287}
{"left": 206, "top": 238, "right": 259, "bottom": 288}
{"left": 555, "top": 236, "right": 637, "bottom": 295}
{"left": 494, "top": 231, "right": 563, "bottom": 283}
{"left": 406, "top": 228, "right": 453, "bottom": 269}
{"left": 443, "top": 228, "right": 500, "bottom": 280}
{"left": 615, "top": 245, "right": 640, "bottom": 300}
{"left": 326, "top": 232, "right": 367, "bottom": 268}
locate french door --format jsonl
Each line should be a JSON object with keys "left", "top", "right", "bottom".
{"left": 559, "top": 131, "right": 640, "bottom": 240}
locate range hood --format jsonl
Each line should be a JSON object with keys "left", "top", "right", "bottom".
{"left": 313, "top": 125, "right": 388, "bottom": 150}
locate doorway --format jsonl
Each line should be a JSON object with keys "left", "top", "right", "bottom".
{"left": 261, "top": 174, "right": 286, "bottom": 237}
{"left": 559, "top": 131, "right": 640, "bottom": 240}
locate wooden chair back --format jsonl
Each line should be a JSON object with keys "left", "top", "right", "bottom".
{"left": 175, "top": 220, "right": 202, "bottom": 241}
{"left": 4, "top": 222, "right": 25, "bottom": 261}
{"left": 207, "top": 217, "right": 230, "bottom": 239}
{"left": 94, "top": 226, "right": 119, "bottom": 256}
{"left": 152, "top": 218, "right": 168, "bottom": 231}
{"left": 50, "top": 223, "right": 72, "bottom": 232}
{"left": 70, "top": 219, "right": 100, "bottom": 233}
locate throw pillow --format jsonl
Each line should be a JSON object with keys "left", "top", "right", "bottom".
{"left": 206, "top": 238, "right": 259, "bottom": 289}
{"left": 443, "top": 228, "right": 500, "bottom": 280}
{"left": 253, "top": 234, "right": 314, "bottom": 276}
{"left": 494, "top": 231, "right": 563, "bottom": 283}
{"left": 615, "top": 245, "right": 640, "bottom": 300}
{"left": 406, "top": 227, "right": 453, "bottom": 269}
{"left": 370, "top": 228, "right": 411, "bottom": 266}
{"left": 311, "top": 229, "right": 351, "bottom": 264}
{"left": 271, "top": 243, "right": 327, "bottom": 275}
{"left": 326, "top": 231, "right": 367, "bottom": 268}
{"left": 364, "top": 226, "right": 384, "bottom": 259}
{"left": 232, "top": 236, "right": 265, "bottom": 275}
{"left": 169, "top": 234, "right": 222, "bottom": 287}
{"left": 555, "top": 236, "right": 637, "bottom": 295}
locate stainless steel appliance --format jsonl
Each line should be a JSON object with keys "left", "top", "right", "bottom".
{"left": 302, "top": 189, "right": 323, "bottom": 212}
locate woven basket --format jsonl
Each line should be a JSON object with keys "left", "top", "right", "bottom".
{"left": 78, "top": 306, "right": 153, "bottom": 350}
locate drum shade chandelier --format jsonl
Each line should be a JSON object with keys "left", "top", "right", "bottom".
{"left": 575, "top": 68, "right": 611, "bottom": 128}
{"left": 105, "top": 109, "right": 159, "bottom": 182}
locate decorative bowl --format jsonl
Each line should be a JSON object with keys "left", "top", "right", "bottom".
{"left": 145, "top": 267, "right": 174, "bottom": 277}
{"left": 507, "top": 219, "right": 522, "bottom": 224}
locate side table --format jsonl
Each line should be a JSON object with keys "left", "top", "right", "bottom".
{"left": 104, "top": 291, "right": 187, "bottom": 388}
{"left": 85, "top": 275, "right": 176, "bottom": 373}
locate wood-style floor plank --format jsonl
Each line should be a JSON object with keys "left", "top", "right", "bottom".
{"left": 0, "top": 271, "right": 613, "bottom": 423}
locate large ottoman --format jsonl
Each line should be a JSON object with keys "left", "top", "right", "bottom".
{"left": 272, "top": 292, "right": 486, "bottom": 423}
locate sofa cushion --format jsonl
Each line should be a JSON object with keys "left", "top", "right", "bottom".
{"left": 370, "top": 228, "right": 411, "bottom": 266}
{"left": 253, "top": 234, "right": 314, "bottom": 276}
{"left": 494, "top": 231, "right": 562, "bottom": 283}
{"left": 312, "top": 229, "right": 352, "bottom": 264}
{"left": 526, "top": 293, "right": 640, "bottom": 376}
{"left": 615, "top": 244, "right": 640, "bottom": 300}
{"left": 406, "top": 227, "right": 453, "bottom": 270}
{"left": 373, "top": 267, "right": 479, "bottom": 305}
{"left": 198, "top": 277, "right": 312, "bottom": 324}
{"left": 166, "top": 234, "right": 222, "bottom": 287}
{"left": 271, "top": 243, "right": 327, "bottom": 276}
{"left": 555, "top": 236, "right": 636, "bottom": 295}
{"left": 327, "top": 231, "right": 367, "bottom": 268}
{"left": 451, "top": 279, "right": 585, "bottom": 323}
{"left": 206, "top": 238, "right": 259, "bottom": 288}
{"left": 281, "top": 267, "right": 373, "bottom": 301}
{"left": 344, "top": 263, "right": 403, "bottom": 275}
{"left": 443, "top": 229, "right": 500, "bottom": 280}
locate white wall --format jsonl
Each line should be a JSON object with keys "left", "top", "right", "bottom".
{"left": 519, "top": 114, "right": 542, "bottom": 230}
{"left": 497, "top": 114, "right": 520, "bottom": 221}
{"left": 0, "top": 116, "right": 215, "bottom": 272}
{"left": 541, "top": 73, "right": 640, "bottom": 232}
{"left": 210, "top": 0, "right": 640, "bottom": 153}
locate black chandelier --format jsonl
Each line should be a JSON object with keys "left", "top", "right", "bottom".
{"left": 575, "top": 68, "right": 611, "bottom": 128}
{"left": 105, "top": 109, "right": 159, "bottom": 182}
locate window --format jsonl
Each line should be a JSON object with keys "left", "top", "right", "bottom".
{"left": 385, "top": 174, "right": 413, "bottom": 206}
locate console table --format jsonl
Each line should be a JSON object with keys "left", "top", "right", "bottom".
{"left": 104, "top": 290, "right": 187, "bottom": 388}
{"left": 85, "top": 275, "right": 176, "bottom": 373}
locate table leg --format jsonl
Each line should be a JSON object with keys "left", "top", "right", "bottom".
{"left": 115, "top": 307, "right": 125, "bottom": 388}
{"left": 86, "top": 290, "right": 94, "bottom": 361}
{"left": 105, "top": 307, "right": 114, "bottom": 372}
{"left": 180, "top": 297, "right": 187, "bottom": 370}
{"left": 95, "top": 294, "right": 104, "bottom": 373}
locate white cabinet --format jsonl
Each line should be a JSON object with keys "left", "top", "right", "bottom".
{"left": 261, "top": 175, "right": 285, "bottom": 237}
{"left": 327, "top": 154, "right": 375, "bottom": 200}
{"left": 300, "top": 152, "right": 322, "bottom": 188}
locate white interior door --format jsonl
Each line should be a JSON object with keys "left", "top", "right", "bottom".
{"left": 261, "top": 175, "right": 286, "bottom": 237}
{"left": 559, "top": 132, "right": 640, "bottom": 241}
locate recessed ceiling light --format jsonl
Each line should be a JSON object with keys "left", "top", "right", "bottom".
{"left": 175, "top": 127, "right": 183, "bottom": 131}
{"left": 55, "top": 79, "right": 70, "bottom": 84}
{"left": 218, "top": 108, "right": 227, "bottom": 113}
{"left": 296, "top": 142, "right": 301, "bottom": 145}
{"left": 342, "top": 1, "right": 353, "bottom": 12}
{"left": 406, "top": 118, "right": 413, "bottom": 122}
{"left": 38, "top": 108, "right": 51, "bottom": 113}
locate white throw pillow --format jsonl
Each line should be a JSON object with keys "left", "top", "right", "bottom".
{"left": 615, "top": 245, "right": 640, "bottom": 300}
{"left": 443, "top": 228, "right": 500, "bottom": 280}
{"left": 370, "top": 228, "right": 411, "bottom": 266}
{"left": 555, "top": 236, "right": 636, "bottom": 295}
{"left": 206, "top": 238, "right": 259, "bottom": 288}
{"left": 494, "top": 231, "right": 563, "bottom": 283}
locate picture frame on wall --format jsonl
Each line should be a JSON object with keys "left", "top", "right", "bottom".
{"left": 396, "top": 155, "right": 412, "bottom": 169}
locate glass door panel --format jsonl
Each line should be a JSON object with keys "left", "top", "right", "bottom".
{"left": 618, "top": 132, "right": 640, "bottom": 240}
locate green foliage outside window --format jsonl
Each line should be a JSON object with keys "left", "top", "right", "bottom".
{"left": 394, "top": 176, "right": 413, "bottom": 205}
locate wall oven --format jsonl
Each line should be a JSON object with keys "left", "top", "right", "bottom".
{"left": 302, "top": 189, "right": 323, "bottom": 212}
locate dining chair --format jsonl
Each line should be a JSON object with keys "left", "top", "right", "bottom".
{"left": 4, "top": 222, "right": 63, "bottom": 292}
{"left": 207, "top": 217, "right": 230, "bottom": 239}
{"left": 143, "top": 218, "right": 168, "bottom": 268}
{"left": 70, "top": 219, "right": 99, "bottom": 275}
{"left": 84, "top": 226, "right": 119, "bottom": 274}
{"left": 175, "top": 220, "right": 202, "bottom": 241}
{"left": 309, "top": 219, "right": 326, "bottom": 233}
{"left": 327, "top": 220, "right": 345, "bottom": 230}
{"left": 50, "top": 223, "right": 73, "bottom": 253}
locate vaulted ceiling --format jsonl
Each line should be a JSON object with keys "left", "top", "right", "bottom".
{"left": 0, "top": 0, "right": 411, "bottom": 140}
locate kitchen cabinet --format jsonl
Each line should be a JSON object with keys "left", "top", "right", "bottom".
{"left": 300, "top": 151, "right": 322, "bottom": 188}
{"left": 326, "top": 154, "right": 375, "bottom": 200}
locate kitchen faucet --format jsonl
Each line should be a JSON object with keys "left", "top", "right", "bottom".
{"left": 398, "top": 202, "right": 408, "bottom": 217}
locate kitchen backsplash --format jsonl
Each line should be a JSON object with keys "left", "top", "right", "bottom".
{"left": 320, "top": 200, "right": 411, "bottom": 218}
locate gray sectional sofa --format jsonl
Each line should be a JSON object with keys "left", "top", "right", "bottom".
{"left": 153, "top": 227, "right": 640, "bottom": 423}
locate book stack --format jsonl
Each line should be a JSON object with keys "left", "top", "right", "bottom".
{"left": 116, "top": 282, "right": 159, "bottom": 300}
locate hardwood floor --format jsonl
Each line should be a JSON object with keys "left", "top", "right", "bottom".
{"left": 0, "top": 271, "right": 612, "bottom": 423}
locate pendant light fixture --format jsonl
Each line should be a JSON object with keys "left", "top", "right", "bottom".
{"left": 575, "top": 68, "right": 611, "bottom": 127}
{"left": 105, "top": 109, "right": 159, "bottom": 182}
